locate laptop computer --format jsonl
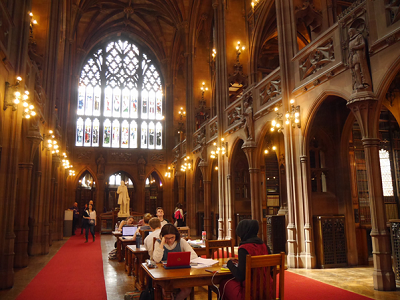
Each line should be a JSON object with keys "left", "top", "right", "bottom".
{"left": 122, "top": 226, "right": 137, "bottom": 236}
{"left": 162, "top": 252, "right": 191, "bottom": 269}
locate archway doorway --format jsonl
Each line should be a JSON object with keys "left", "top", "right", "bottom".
{"left": 231, "top": 139, "right": 250, "bottom": 244}
{"left": 144, "top": 172, "right": 163, "bottom": 215}
{"left": 105, "top": 172, "right": 135, "bottom": 212}
{"left": 76, "top": 171, "right": 97, "bottom": 213}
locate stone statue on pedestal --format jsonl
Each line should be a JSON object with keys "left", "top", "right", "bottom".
{"left": 117, "top": 181, "right": 130, "bottom": 217}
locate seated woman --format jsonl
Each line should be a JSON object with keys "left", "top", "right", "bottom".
{"left": 153, "top": 224, "right": 198, "bottom": 300}
{"left": 219, "top": 219, "right": 270, "bottom": 300}
{"left": 118, "top": 216, "right": 135, "bottom": 231}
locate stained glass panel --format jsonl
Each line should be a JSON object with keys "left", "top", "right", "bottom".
{"left": 78, "top": 39, "right": 163, "bottom": 149}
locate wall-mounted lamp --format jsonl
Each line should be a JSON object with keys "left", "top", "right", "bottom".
{"left": 264, "top": 145, "right": 277, "bottom": 155}
{"left": 29, "top": 12, "right": 38, "bottom": 39}
{"left": 236, "top": 41, "right": 245, "bottom": 62}
{"left": 251, "top": 0, "right": 261, "bottom": 9}
{"left": 43, "top": 130, "right": 55, "bottom": 150}
{"left": 210, "top": 137, "right": 228, "bottom": 158}
{"left": 4, "top": 76, "right": 22, "bottom": 111}
{"left": 69, "top": 170, "right": 76, "bottom": 176}
{"left": 200, "top": 82, "right": 208, "bottom": 99}
{"left": 165, "top": 166, "right": 172, "bottom": 178}
{"left": 212, "top": 48, "right": 216, "bottom": 60}
{"left": 178, "top": 107, "right": 186, "bottom": 120}
{"left": 271, "top": 99, "right": 301, "bottom": 131}
{"left": 180, "top": 156, "right": 193, "bottom": 172}
{"left": 285, "top": 99, "right": 301, "bottom": 128}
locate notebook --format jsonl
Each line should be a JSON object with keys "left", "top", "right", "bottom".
{"left": 162, "top": 251, "right": 191, "bottom": 269}
{"left": 122, "top": 226, "right": 137, "bottom": 236}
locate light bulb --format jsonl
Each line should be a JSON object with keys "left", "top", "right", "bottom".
{"left": 295, "top": 112, "right": 299, "bottom": 118}
{"left": 32, "top": 19, "right": 37, "bottom": 24}
{"left": 286, "top": 120, "right": 290, "bottom": 124}
{"left": 29, "top": 105, "right": 34, "bottom": 109}
{"left": 23, "top": 102, "right": 28, "bottom": 107}
{"left": 25, "top": 108, "right": 29, "bottom": 113}
{"left": 290, "top": 99, "right": 295, "bottom": 104}
{"left": 15, "top": 91, "right": 21, "bottom": 97}
{"left": 264, "top": 150, "right": 269, "bottom": 154}
{"left": 271, "top": 127, "right": 275, "bottom": 132}
{"left": 25, "top": 114, "right": 30, "bottom": 119}
{"left": 285, "top": 113, "right": 290, "bottom": 118}
{"left": 272, "top": 120, "right": 276, "bottom": 126}
{"left": 25, "top": 90, "right": 29, "bottom": 95}
{"left": 13, "top": 99, "right": 20, "bottom": 104}
{"left": 272, "top": 146, "right": 277, "bottom": 150}
{"left": 16, "top": 76, "right": 22, "bottom": 82}
{"left": 274, "top": 107, "right": 278, "bottom": 111}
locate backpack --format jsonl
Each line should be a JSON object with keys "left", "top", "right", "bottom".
{"left": 174, "top": 209, "right": 182, "bottom": 220}
{"left": 139, "top": 283, "right": 154, "bottom": 300}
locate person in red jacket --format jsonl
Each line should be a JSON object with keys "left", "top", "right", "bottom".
{"left": 219, "top": 219, "right": 272, "bottom": 300}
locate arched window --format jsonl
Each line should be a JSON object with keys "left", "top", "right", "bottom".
{"left": 77, "top": 39, "right": 164, "bottom": 149}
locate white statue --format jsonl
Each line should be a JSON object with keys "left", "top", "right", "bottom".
{"left": 117, "top": 181, "right": 130, "bottom": 217}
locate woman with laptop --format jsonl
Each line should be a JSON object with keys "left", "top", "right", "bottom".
{"left": 153, "top": 224, "right": 198, "bottom": 300}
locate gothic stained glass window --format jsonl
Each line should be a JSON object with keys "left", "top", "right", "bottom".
{"left": 77, "top": 38, "right": 164, "bottom": 149}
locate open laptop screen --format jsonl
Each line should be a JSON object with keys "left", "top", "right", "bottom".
{"left": 122, "top": 226, "right": 137, "bottom": 236}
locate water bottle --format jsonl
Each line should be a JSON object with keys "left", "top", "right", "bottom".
{"left": 115, "top": 223, "right": 118, "bottom": 232}
{"left": 202, "top": 231, "right": 206, "bottom": 244}
{"left": 136, "top": 231, "right": 141, "bottom": 248}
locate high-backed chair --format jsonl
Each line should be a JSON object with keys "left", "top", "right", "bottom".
{"left": 244, "top": 252, "right": 285, "bottom": 300}
{"left": 206, "top": 239, "right": 235, "bottom": 299}
{"left": 177, "top": 226, "right": 190, "bottom": 239}
{"left": 205, "top": 239, "right": 235, "bottom": 259}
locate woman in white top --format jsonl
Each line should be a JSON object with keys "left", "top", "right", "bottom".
{"left": 153, "top": 224, "right": 197, "bottom": 300}
{"left": 83, "top": 204, "right": 96, "bottom": 242}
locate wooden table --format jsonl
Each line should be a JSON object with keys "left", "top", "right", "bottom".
{"left": 118, "top": 236, "right": 136, "bottom": 262}
{"left": 142, "top": 259, "right": 232, "bottom": 300}
{"left": 126, "top": 245, "right": 150, "bottom": 290}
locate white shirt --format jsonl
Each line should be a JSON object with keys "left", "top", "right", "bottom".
{"left": 89, "top": 210, "right": 96, "bottom": 226}
{"left": 153, "top": 238, "right": 198, "bottom": 263}
{"left": 144, "top": 228, "right": 161, "bottom": 260}
{"left": 160, "top": 219, "right": 168, "bottom": 227}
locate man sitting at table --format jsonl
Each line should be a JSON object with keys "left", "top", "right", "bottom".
{"left": 153, "top": 224, "right": 198, "bottom": 300}
{"left": 144, "top": 217, "right": 162, "bottom": 260}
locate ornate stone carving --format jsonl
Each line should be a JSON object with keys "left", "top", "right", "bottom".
{"left": 299, "top": 39, "right": 334, "bottom": 80}
{"left": 235, "top": 93, "right": 255, "bottom": 141}
{"left": 96, "top": 154, "right": 105, "bottom": 177}
{"left": 386, "top": 0, "right": 400, "bottom": 24}
{"left": 295, "top": 0, "right": 322, "bottom": 35}
{"left": 348, "top": 27, "right": 372, "bottom": 93}
{"left": 210, "top": 121, "right": 218, "bottom": 137}
{"left": 151, "top": 153, "right": 164, "bottom": 162}
{"left": 138, "top": 155, "right": 146, "bottom": 180}
{"left": 227, "top": 105, "right": 242, "bottom": 126}
{"left": 110, "top": 152, "right": 132, "bottom": 162}
{"left": 77, "top": 151, "right": 92, "bottom": 160}
{"left": 338, "top": 0, "right": 365, "bottom": 20}
{"left": 260, "top": 77, "right": 281, "bottom": 105}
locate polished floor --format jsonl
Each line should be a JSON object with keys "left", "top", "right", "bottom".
{"left": 2, "top": 233, "right": 400, "bottom": 299}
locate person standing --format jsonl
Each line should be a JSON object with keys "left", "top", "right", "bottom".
{"left": 69, "top": 202, "right": 79, "bottom": 235}
{"left": 80, "top": 203, "right": 88, "bottom": 235}
{"left": 173, "top": 203, "right": 184, "bottom": 227}
{"left": 156, "top": 207, "right": 169, "bottom": 227}
{"left": 84, "top": 203, "right": 96, "bottom": 243}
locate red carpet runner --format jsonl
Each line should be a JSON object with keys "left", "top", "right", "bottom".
{"left": 285, "top": 271, "right": 372, "bottom": 300}
{"left": 16, "top": 231, "right": 107, "bottom": 300}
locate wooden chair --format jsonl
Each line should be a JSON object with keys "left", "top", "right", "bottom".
{"left": 244, "top": 252, "right": 285, "bottom": 300}
{"left": 205, "top": 239, "right": 235, "bottom": 259}
{"left": 206, "top": 239, "right": 235, "bottom": 299}
{"left": 177, "top": 226, "right": 190, "bottom": 239}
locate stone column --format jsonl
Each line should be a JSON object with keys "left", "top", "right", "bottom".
{"left": 213, "top": 0, "right": 229, "bottom": 240}
{"left": 14, "top": 125, "right": 42, "bottom": 268}
{"left": 347, "top": 93, "right": 395, "bottom": 291}
{"left": 300, "top": 155, "right": 315, "bottom": 268}
{"left": 199, "top": 162, "right": 212, "bottom": 239}
{"left": 275, "top": 0, "right": 299, "bottom": 268}
{"left": 242, "top": 142, "right": 263, "bottom": 236}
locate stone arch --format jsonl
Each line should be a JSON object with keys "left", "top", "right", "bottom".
{"left": 74, "top": 167, "right": 98, "bottom": 187}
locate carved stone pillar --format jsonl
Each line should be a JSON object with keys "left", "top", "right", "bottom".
{"left": 300, "top": 155, "right": 315, "bottom": 268}
{"left": 347, "top": 94, "right": 395, "bottom": 291}
{"left": 242, "top": 142, "right": 263, "bottom": 236}
{"left": 213, "top": 0, "right": 229, "bottom": 240}
{"left": 14, "top": 127, "right": 42, "bottom": 268}
{"left": 199, "top": 161, "right": 212, "bottom": 239}
{"left": 29, "top": 170, "right": 42, "bottom": 255}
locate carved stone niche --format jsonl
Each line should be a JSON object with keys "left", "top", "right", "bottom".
{"left": 209, "top": 122, "right": 218, "bottom": 137}
{"left": 260, "top": 77, "right": 281, "bottom": 105}
{"left": 295, "top": 0, "right": 322, "bottom": 41}
{"left": 299, "top": 39, "right": 334, "bottom": 80}
{"left": 386, "top": 0, "right": 400, "bottom": 25}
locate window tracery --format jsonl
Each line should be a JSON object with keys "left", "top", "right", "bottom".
{"left": 76, "top": 39, "right": 163, "bottom": 149}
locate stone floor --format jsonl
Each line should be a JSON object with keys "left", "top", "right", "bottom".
{"left": 2, "top": 233, "right": 400, "bottom": 299}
